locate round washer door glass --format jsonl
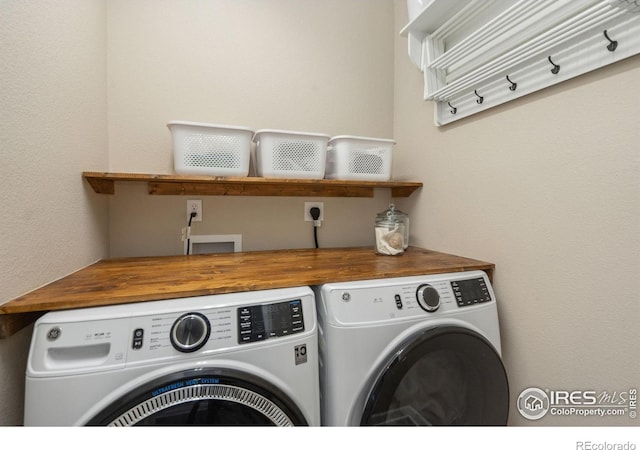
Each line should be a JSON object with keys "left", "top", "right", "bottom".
{"left": 360, "top": 327, "right": 509, "bottom": 426}
{"left": 87, "top": 369, "right": 307, "bottom": 426}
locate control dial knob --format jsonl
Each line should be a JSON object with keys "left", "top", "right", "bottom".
{"left": 170, "top": 312, "right": 211, "bottom": 353}
{"left": 416, "top": 284, "right": 440, "bottom": 312}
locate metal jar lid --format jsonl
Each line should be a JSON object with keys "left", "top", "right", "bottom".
{"left": 376, "top": 204, "right": 408, "bottom": 223}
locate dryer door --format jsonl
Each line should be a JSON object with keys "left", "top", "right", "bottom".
{"left": 359, "top": 326, "right": 509, "bottom": 426}
{"left": 87, "top": 368, "right": 307, "bottom": 426}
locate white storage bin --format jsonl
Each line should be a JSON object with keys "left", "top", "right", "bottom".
{"left": 167, "top": 121, "right": 253, "bottom": 176}
{"left": 325, "top": 135, "right": 395, "bottom": 181}
{"left": 253, "top": 129, "right": 330, "bottom": 179}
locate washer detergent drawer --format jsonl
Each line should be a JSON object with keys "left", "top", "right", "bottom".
{"left": 28, "top": 317, "right": 130, "bottom": 376}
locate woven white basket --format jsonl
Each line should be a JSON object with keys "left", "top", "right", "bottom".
{"left": 168, "top": 121, "right": 253, "bottom": 176}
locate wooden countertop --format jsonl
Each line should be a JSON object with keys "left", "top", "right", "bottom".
{"left": 0, "top": 247, "right": 494, "bottom": 338}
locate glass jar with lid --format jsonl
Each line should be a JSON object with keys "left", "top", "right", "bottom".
{"left": 374, "top": 204, "right": 410, "bottom": 255}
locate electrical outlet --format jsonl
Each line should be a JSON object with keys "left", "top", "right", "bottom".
{"left": 187, "top": 199, "right": 202, "bottom": 222}
{"left": 304, "top": 202, "right": 324, "bottom": 222}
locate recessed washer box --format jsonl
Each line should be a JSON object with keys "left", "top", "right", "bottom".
{"left": 185, "top": 234, "right": 242, "bottom": 255}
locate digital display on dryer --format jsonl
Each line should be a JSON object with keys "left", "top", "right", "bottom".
{"left": 237, "top": 300, "right": 304, "bottom": 344}
{"left": 451, "top": 277, "right": 493, "bottom": 307}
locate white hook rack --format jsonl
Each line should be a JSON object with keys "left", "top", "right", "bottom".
{"left": 401, "top": 0, "right": 640, "bottom": 126}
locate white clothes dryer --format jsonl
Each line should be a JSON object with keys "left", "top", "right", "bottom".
{"left": 25, "top": 286, "right": 319, "bottom": 426}
{"left": 313, "top": 270, "right": 509, "bottom": 426}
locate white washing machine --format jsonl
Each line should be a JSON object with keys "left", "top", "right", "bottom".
{"left": 313, "top": 270, "right": 509, "bottom": 426}
{"left": 25, "top": 286, "right": 319, "bottom": 426}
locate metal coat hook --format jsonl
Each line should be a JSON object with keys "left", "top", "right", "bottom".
{"left": 448, "top": 102, "right": 457, "bottom": 115}
{"left": 474, "top": 90, "right": 484, "bottom": 104}
{"left": 506, "top": 75, "right": 517, "bottom": 91}
{"left": 603, "top": 30, "right": 618, "bottom": 52}
{"left": 548, "top": 56, "right": 560, "bottom": 74}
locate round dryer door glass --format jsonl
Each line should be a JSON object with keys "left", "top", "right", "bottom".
{"left": 86, "top": 369, "right": 308, "bottom": 426}
{"left": 360, "top": 327, "right": 509, "bottom": 426}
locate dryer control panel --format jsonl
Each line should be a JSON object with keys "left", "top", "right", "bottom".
{"left": 451, "top": 277, "right": 493, "bottom": 307}
{"left": 317, "top": 271, "right": 496, "bottom": 326}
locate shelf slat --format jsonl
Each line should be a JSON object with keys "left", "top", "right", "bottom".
{"left": 83, "top": 172, "right": 423, "bottom": 198}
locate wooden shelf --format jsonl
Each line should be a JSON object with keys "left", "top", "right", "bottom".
{"left": 83, "top": 172, "right": 422, "bottom": 198}
{"left": 0, "top": 247, "right": 493, "bottom": 338}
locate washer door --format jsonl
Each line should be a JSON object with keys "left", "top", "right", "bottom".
{"left": 360, "top": 327, "right": 509, "bottom": 426}
{"left": 87, "top": 368, "right": 307, "bottom": 426}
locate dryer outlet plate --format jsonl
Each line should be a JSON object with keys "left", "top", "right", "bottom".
{"left": 304, "top": 202, "right": 324, "bottom": 222}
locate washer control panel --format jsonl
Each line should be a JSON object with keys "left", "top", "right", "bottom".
{"left": 238, "top": 299, "right": 305, "bottom": 344}
{"left": 27, "top": 287, "right": 314, "bottom": 376}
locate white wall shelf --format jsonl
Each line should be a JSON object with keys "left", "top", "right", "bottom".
{"left": 401, "top": 0, "right": 640, "bottom": 126}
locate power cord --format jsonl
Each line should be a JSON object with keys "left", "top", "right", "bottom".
{"left": 310, "top": 207, "right": 321, "bottom": 249}
{"left": 186, "top": 211, "right": 197, "bottom": 255}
